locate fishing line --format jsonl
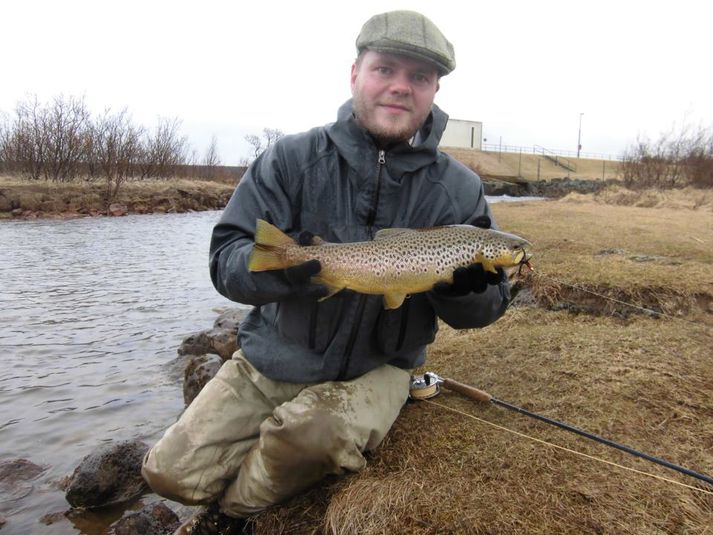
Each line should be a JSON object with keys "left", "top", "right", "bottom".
{"left": 522, "top": 271, "right": 713, "bottom": 332}
{"left": 424, "top": 399, "right": 713, "bottom": 497}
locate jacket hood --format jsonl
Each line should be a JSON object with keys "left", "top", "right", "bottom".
{"left": 326, "top": 99, "right": 449, "bottom": 179}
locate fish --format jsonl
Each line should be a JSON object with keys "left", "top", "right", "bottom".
{"left": 248, "top": 218, "right": 532, "bottom": 309}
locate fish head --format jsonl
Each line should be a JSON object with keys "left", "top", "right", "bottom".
{"left": 475, "top": 228, "right": 533, "bottom": 271}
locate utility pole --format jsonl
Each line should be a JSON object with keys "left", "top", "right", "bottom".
{"left": 577, "top": 112, "right": 584, "bottom": 158}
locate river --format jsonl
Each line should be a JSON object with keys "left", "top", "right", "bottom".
{"left": 0, "top": 196, "right": 540, "bottom": 534}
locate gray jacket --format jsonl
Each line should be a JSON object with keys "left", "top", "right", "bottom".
{"left": 209, "top": 100, "right": 510, "bottom": 383}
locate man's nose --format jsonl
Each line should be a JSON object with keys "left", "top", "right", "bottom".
{"left": 389, "top": 72, "right": 413, "bottom": 95}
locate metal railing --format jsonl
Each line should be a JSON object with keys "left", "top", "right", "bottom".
{"left": 533, "top": 145, "right": 576, "bottom": 172}
{"left": 481, "top": 143, "right": 621, "bottom": 161}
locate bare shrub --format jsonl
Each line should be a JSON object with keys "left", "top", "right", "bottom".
{"left": 621, "top": 123, "right": 713, "bottom": 189}
{"left": 87, "top": 108, "right": 144, "bottom": 204}
{"left": 244, "top": 127, "right": 284, "bottom": 164}
{"left": 139, "top": 117, "right": 190, "bottom": 179}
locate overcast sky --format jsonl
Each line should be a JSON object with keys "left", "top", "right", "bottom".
{"left": 2, "top": 0, "right": 711, "bottom": 164}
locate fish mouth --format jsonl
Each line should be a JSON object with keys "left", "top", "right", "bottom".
{"left": 517, "top": 251, "right": 534, "bottom": 274}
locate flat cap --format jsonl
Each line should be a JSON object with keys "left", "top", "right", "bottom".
{"left": 356, "top": 10, "right": 455, "bottom": 75}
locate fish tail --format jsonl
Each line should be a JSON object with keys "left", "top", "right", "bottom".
{"left": 248, "top": 219, "right": 295, "bottom": 272}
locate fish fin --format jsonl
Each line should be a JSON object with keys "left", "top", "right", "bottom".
{"left": 248, "top": 219, "right": 295, "bottom": 272}
{"left": 318, "top": 286, "right": 343, "bottom": 302}
{"left": 374, "top": 228, "right": 417, "bottom": 240}
{"left": 383, "top": 292, "right": 408, "bottom": 310}
{"left": 313, "top": 276, "right": 344, "bottom": 301}
{"left": 482, "top": 259, "right": 498, "bottom": 274}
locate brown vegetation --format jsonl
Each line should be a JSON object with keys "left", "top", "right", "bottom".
{"left": 248, "top": 197, "right": 713, "bottom": 534}
{"left": 620, "top": 125, "right": 713, "bottom": 189}
{"left": 0, "top": 175, "right": 236, "bottom": 218}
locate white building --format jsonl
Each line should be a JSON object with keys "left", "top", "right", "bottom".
{"left": 439, "top": 118, "right": 483, "bottom": 150}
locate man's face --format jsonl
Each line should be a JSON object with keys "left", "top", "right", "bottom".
{"left": 351, "top": 50, "right": 440, "bottom": 145}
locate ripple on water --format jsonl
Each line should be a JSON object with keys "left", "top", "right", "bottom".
{"left": 0, "top": 211, "right": 241, "bottom": 532}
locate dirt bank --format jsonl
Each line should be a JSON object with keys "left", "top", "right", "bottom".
{"left": 0, "top": 176, "right": 236, "bottom": 219}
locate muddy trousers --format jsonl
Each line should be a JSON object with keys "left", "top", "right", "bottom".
{"left": 142, "top": 351, "right": 410, "bottom": 517}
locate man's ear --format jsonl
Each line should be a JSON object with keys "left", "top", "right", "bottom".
{"left": 436, "top": 81, "right": 440, "bottom": 93}
{"left": 350, "top": 63, "right": 358, "bottom": 93}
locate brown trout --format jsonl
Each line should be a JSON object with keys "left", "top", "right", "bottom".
{"left": 248, "top": 219, "right": 532, "bottom": 309}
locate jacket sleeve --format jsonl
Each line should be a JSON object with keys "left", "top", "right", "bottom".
{"left": 426, "top": 174, "right": 511, "bottom": 329}
{"left": 209, "top": 143, "right": 300, "bottom": 306}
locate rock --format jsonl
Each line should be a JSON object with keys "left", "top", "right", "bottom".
{"left": 108, "top": 203, "right": 128, "bottom": 216}
{"left": 65, "top": 440, "right": 150, "bottom": 509}
{"left": 109, "top": 502, "right": 180, "bottom": 535}
{"left": 11, "top": 207, "right": 23, "bottom": 216}
{"left": 0, "top": 459, "right": 47, "bottom": 503}
{"left": 178, "top": 327, "right": 237, "bottom": 361}
{"left": 0, "top": 191, "right": 12, "bottom": 212}
{"left": 0, "top": 458, "right": 46, "bottom": 482}
{"left": 40, "top": 510, "right": 67, "bottom": 525}
{"left": 213, "top": 308, "right": 247, "bottom": 333}
{"left": 184, "top": 355, "right": 224, "bottom": 406}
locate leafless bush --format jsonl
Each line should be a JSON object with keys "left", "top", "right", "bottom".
{"left": 244, "top": 127, "right": 284, "bottom": 163}
{"left": 621, "top": 124, "right": 713, "bottom": 189}
{"left": 87, "top": 108, "right": 144, "bottom": 203}
{"left": 139, "top": 117, "right": 190, "bottom": 179}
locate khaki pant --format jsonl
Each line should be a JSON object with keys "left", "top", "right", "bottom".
{"left": 142, "top": 351, "right": 410, "bottom": 517}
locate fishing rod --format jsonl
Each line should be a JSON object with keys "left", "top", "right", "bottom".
{"left": 409, "top": 372, "right": 713, "bottom": 488}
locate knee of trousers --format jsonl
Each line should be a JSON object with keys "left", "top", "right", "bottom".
{"left": 141, "top": 443, "right": 221, "bottom": 505}
{"left": 260, "top": 401, "right": 368, "bottom": 476}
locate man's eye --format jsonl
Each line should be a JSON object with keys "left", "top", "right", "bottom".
{"left": 412, "top": 74, "right": 430, "bottom": 84}
{"left": 376, "top": 66, "right": 392, "bottom": 75}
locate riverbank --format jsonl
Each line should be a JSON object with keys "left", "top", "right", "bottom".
{"left": 0, "top": 175, "right": 236, "bottom": 219}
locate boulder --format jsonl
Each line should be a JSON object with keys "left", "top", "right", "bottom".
{"left": 65, "top": 440, "right": 150, "bottom": 509}
{"left": 108, "top": 203, "right": 128, "bottom": 217}
{"left": 178, "top": 327, "right": 237, "bottom": 361}
{"left": 109, "top": 502, "right": 180, "bottom": 535}
{"left": 0, "top": 458, "right": 47, "bottom": 503}
{"left": 184, "top": 354, "right": 224, "bottom": 406}
{"left": 213, "top": 308, "right": 247, "bottom": 333}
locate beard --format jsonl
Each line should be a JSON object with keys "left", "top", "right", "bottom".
{"left": 352, "top": 92, "right": 430, "bottom": 146}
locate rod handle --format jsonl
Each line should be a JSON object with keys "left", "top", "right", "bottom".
{"left": 442, "top": 378, "right": 493, "bottom": 403}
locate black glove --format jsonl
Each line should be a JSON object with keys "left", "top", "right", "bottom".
{"left": 281, "top": 231, "right": 328, "bottom": 300}
{"left": 432, "top": 214, "right": 500, "bottom": 297}
{"left": 473, "top": 215, "right": 491, "bottom": 229}
{"left": 433, "top": 264, "right": 503, "bottom": 297}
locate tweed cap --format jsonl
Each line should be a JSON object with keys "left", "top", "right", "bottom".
{"left": 356, "top": 10, "right": 455, "bottom": 75}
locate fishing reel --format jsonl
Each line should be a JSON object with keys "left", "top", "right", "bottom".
{"left": 409, "top": 372, "right": 444, "bottom": 400}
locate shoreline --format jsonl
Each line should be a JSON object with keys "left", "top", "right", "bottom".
{"left": 0, "top": 175, "right": 598, "bottom": 222}
{"left": 0, "top": 176, "right": 237, "bottom": 221}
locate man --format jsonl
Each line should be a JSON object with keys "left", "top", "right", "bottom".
{"left": 142, "top": 10, "right": 510, "bottom": 534}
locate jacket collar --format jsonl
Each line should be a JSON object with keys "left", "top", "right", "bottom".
{"left": 326, "top": 99, "right": 449, "bottom": 179}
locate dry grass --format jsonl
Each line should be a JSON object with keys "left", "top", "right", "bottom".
{"left": 249, "top": 196, "right": 713, "bottom": 535}
{"left": 0, "top": 174, "right": 235, "bottom": 216}
{"left": 442, "top": 149, "right": 622, "bottom": 181}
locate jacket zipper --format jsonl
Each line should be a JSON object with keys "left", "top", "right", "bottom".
{"left": 339, "top": 150, "right": 386, "bottom": 379}
{"left": 366, "top": 150, "right": 386, "bottom": 230}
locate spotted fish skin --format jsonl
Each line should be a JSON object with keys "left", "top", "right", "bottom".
{"left": 248, "top": 219, "right": 532, "bottom": 309}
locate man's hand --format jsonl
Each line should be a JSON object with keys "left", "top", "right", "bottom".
{"left": 431, "top": 214, "right": 502, "bottom": 297}
{"left": 432, "top": 264, "right": 503, "bottom": 296}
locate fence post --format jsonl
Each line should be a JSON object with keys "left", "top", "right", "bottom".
{"left": 518, "top": 149, "right": 522, "bottom": 177}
